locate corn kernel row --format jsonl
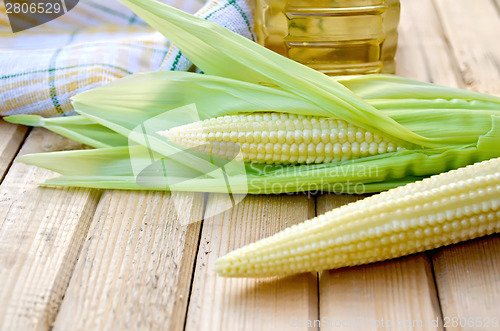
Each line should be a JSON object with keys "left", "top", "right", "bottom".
{"left": 216, "top": 157, "right": 500, "bottom": 277}
{"left": 159, "top": 113, "right": 402, "bottom": 164}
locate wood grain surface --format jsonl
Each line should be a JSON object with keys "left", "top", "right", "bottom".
{"left": 432, "top": 237, "right": 500, "bottom": 330}
{"left": 1, "top": 1, "right": 500, "bottom": 330}
{"left": 0, "top": 129, "right": 101, "bottom": 331}
{"left": 0, "top": 120, "right": 28, "bottom": 182}
{"left": 430, "top": 1, "right": 500, "bottom": 329}
{"left": 434, "top": 0, "right": 500, "bottom": 95}
{"left": 185, "top": 194, "right": 318, "bottom": 331}
{"left": 317, "top": 195, "right": 443, "bottom": 331}
{"left": 52, "top": 191, "right": 204, "bottom": 331}
{"left": 396, "top": 0, "right": 461, "bottom": 87}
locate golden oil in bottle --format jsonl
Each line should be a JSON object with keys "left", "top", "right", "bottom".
{"left": 253, "top": 0, "right": 400, "bottom": 75}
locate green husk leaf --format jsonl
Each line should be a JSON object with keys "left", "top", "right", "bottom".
{"left": 4, "top": 115, "right": 127, "bottom": 148}
{"left": 18, "top": 146, "right": 135, "bottom": 176}
{"left": 20, "top": 116, "right": 500, "bottom": 194}
{"left": 72, "top": 71, "right": 500, "bottom": 148}
{"left": 71, "top": 72, "right": 336, "bottom": 178}
{"left": 10, "top": 73, "right": 500, "bottom": 150}
{"left": 117, "top": 0, "right": 442, "bottom": 148}
{"left": 14, "top": 0, "right": 500, "bottom": 194}
{"left": 335, "top": 74, "right": 500, "bottom": 104}
{"left": 72, "top": 71, "right": 328, "bottom": 124}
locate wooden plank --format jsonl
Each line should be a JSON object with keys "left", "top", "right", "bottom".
{"left": 434, "top": 0, "right": 500, "bottom": 95}
{"left": 396, "top": 0, "right": 461, "bottom": 87}
{"left": 432, "top": 237, "right": 500, "bottom": 328}
{"left": 0, "top": 128, "right": 101, "bottom": 331}
{"left": 316, "top": 1, "right": 453, "bottom": 329}
{"left": 185, "top": 194, "right": 318, "bottom": 331}
{"left": 430, "top": 0, "right": 500, "bottom": 326}
{"left": 0, "top": 120, "right": 28, "bottom": 182}
{"left": 52, "top": 190, "right": 204, "bottom": 331}
{"left": 317, "top": 195, "right": 443, "bottom": 331}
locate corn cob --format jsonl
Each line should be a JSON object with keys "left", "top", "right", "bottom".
{"left": 158, "top": 113, "right": 403, "bottom": 165}
{"left": 216, "top": 157, "right": 500, "bottom": 277}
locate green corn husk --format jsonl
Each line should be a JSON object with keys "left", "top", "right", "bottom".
{"left": 8, "top": 0, "right": 500, "bottom": 194}
{"left": 17, "top": 118, "right": 500, "bottom": 194}
{"left": 4, "top": 115, "right": 127, "bottom": 148}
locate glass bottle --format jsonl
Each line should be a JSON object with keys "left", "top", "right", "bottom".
{"left": 253, "top": 0, "right": 401, "bottom": 75}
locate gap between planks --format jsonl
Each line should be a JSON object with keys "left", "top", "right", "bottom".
{"left": 317, "top": 195, "right": 443, "bottom": 331}
{"left": 2, "top": 0, "right": 499, "bottom": 330}
{"left": 185, "top": 194, "right": 318, "bottom": 331}
{"left": 314, "top": 0, "right": 455, "bottom": 329}
{"left": 0, "top": 120, "right": 29, "bottom": 183}
{"left": 0, "top": 128, "right": 102, "bottom": 331}
{"left": 52, "top": 190, "right": 205, "bottom": 331}
{"left": 430, "top": 0, "right": 500, "bottom": 325}
{"left": 180, "top": 1, "right": 488, "bottom": 330}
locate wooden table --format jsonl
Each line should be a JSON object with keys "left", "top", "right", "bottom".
{"left": 1, "top": 0, "right": 500, "bottom": 330}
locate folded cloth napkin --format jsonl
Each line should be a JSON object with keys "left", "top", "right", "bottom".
{"left": 0, "top": 0, "right": 254, "bottom": 117}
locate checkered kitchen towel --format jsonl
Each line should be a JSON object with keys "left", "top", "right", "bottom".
{"left": 0, "top": 0, "right": 255, "bottom": 117}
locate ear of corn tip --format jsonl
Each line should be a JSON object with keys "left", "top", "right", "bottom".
{"left": 216, "top": 157, "right": 500, "bottom": 277}
{"left": 157, "top": 112, "right": 404, "bottom": 165}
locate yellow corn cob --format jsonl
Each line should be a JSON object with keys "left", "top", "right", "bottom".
{"left": 158, "top": 113, "right": 403, "bottom": 164}
{"left": 216, "top": 157, "right": 500, "bottom": 277}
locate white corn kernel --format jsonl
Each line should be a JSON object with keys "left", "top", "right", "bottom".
{"left": 216, "top": 158, "right": 500, "bottom": 277}
{"left": 159, "top": 112, "right": 402, "bottom": 165}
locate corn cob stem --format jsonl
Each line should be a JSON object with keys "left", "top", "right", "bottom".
{"left": 158, "top": 113, "right": 403, "bottom": 165}
{"left": 216, "top": 157, "right": 500, "bottom": 277}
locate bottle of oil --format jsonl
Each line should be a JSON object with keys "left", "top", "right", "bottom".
{"left": 253, "top": 0, "right": 400, "bottom": 75}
